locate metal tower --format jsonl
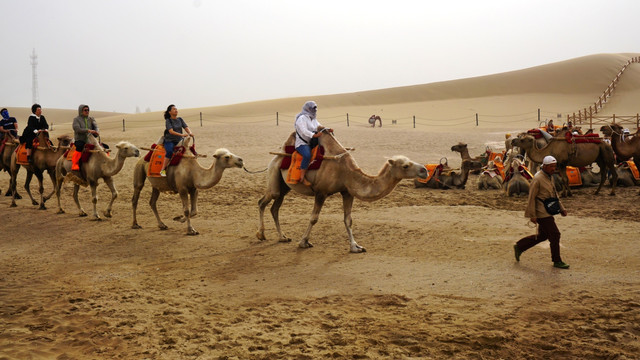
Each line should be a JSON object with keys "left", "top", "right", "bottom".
{"left": 30, "top": 48, "right": 39, "bottom": 104}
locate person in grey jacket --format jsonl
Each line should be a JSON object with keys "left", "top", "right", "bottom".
{"left": 71, "top": 104, "right": 99, "bottom": 171}
{"left": 513, "top": 155, "right": 570, "bottom": 269}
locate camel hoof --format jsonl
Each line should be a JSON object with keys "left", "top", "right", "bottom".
{"left": 278, "top": 237, "right": 292, "bottom": 243}
{"left": 56, "top": 209, "right": 65, "bottom": 214}
{"left": 132, "top": 224, "right": 142, "bottom": 229}
{"left": 91, "top": 217, "right": 103, "bottom": 221}
{"left": 159, "top": 225, "right": 169, "bottom": 230}
{"left": 298, "top": 241, "right": 313, "bottom": 249}
{"left": 609, "top": 192, "right": 616, "bottom": 196}
{"left": 31, "top": 200, "right": 38, "bottom": 206}
{"left": 173, "top": 216, "right": 187, "bottom": 223}
{"left": 38, "top": 205, "right": 46, "bottom": 210}
{"left": 10, "top": 203, "right": 17, "bottom": 208}
{"left": 79, "top": 212, "right": 88, "bottom": 217}
{"left": 350, "top": 246, "right": 367, "bottom": 253}
{"left": 187, "top": 229, "right": 199, "bottom": 236}
{"left": 104, "top": 211, "right": 112, "bottom": 218}
{"left": 256, "top": 231, "right": 266, "bottom": 241}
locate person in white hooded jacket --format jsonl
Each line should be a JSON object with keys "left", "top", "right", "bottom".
{"left": 294, "top": 101, "right": 331, "bottom": 185}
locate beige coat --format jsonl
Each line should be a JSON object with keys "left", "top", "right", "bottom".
{"left": 525, "top": 170, "right": 565, "bottom": 219}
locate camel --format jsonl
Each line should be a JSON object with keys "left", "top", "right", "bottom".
{"left": 256, "top": 130, "right": 427, "bottom": 253}
{"left": 477, "top": 160, "right": 503, "bottom": 190}
{"left": 450, "top": 142, "right": 491, "bottom": 175}
{"left": 599, "top": 123, "right": 640, "bottom": 162}
{"left": 504, "top": 158, "right": 530, "bottom": 197}
{"left": 613, "top": 162, "right": 640, "bottom": 187}
{"left": 131, "top": 138, "right": 243, "bottom": 235}
{"left": 511, "top": 134, "right": 617, "bottom": 197}
{"left": 9, "top": 133, "right": 73, "bottom": 209}
{"left": 368, "top": 115, "right": 382, "bottom": 127}
{"left": 1, "top": 134, "right": 22, "bottom": 199}
{"left": 55, "top": 137, "right": 140, "bottom": 220}
{"left": 414, "top": 159, "right": 481, "bottom": 189}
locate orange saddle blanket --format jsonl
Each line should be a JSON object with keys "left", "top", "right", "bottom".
{"left": 64, "top": 144, "right": 98, "bottom": 163}
{"left": 282, "top": 146, "right": 324, "bottom": 184}
{"left": 623, "top": 161, "right": 639, "bottom": 180}
{"left": 147, "top": 144, "right": 166, "bottom": 177}
{"left": 416, "top": 164, "right": 443, "bottom": 184}
{"left": 565, "top": 166, "right": 582, "bottom": 187}
{"left": 14, "top": 143, "right": 29, "bottom": 165}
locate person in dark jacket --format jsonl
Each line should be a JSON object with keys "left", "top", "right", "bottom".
{"left": 0, "top": 108, "right": 19, "bottom": 141}
{"left": 20, "top": 104, "right": 49, "bottom": 162}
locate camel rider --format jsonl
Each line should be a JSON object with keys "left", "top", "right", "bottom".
{"left": 160, "top": 104, "right": 193, "bottom": 177}
{"left": 294, "top": 101, "right": 332, "bottom": 186}
{"left": 20, "top": 104, "right": 49, "bottom": 163}
{"left": 71, "top": 104, "right": 100, "bottom": 171}
{"left": 0, "top": 108, "right": 19, "bottom": 141}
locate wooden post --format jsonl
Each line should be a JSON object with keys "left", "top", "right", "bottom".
{"left": 476, "top": 113, "right": 479, "bottom": 126}
{"left": 413, "top": 115, "right": 415, "bottom": 128}
{"left": 578, "top": 110, "right": 582, "bottom": 125}
{"left": 589, "top": 106, "right": 593, "bottom": 130}
{"left": 200, "top": 112, "right": 202, "bottom": 127}
{"left": 636, "top": 113, "right": 639, "bottom": 129}
{"left": 538, "top": 108, "right": 540, "bottom": 123}
{"left": 51, "top": 122, "right": 54, "bottom": 131}
{"left": 122, "top": 119, "right": 125, "bottom": 132}
{"left": 276, "top": 112, "right": 279, "bottom": 126}
{"left": 346, "top": 113, "right": 349, "bottom": 127}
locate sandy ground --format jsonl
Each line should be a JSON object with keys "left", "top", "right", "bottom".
{"left": 1, "top": 117, "right": 639, "bottom": 359}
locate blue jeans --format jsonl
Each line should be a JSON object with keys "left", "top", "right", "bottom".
{"left": 296, "top": 144, "right": 311, "bottom": 169}
{"left": 163, "top": 140, "right": 178, "bottom": 156}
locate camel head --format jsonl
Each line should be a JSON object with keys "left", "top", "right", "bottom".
{"left": 510, "top": 134, "right": 535, "bottom": 149}
{"left": 115, "top": 141, "right": 140, "bottom": 158}
{"left": 386, "top": 156, "right": 428, "bottom": 180}
{"left": 212, "top": 148, "right": 243, "bottom": 169}
{"left": 57, "top": 135, "right": 73, "bottom": 147}
{"left": 450, "top": 143, "right": 468, "bottom": 153}
{"left": 600, "top": 123, "right": 622, "bottom": 137}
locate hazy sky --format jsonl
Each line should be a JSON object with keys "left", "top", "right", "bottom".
{"left": 1, "top": 0, "right": 638, "bottom": 113}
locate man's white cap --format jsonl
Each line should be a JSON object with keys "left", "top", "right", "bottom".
{"left": 542, "top": 155, "right": 557, "bottom": 165}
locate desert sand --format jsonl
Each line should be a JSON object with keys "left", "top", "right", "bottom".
{"left": 1, "top": 53, "right": 639, "bottom": 359}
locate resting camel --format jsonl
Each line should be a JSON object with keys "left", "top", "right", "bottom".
{"left": 504, "top": 158, "right": 530, "bottom": 197}
{"left": 613, "top": 162, "right": 639, "bottom": 187}
{"left": 1, "top": 134, "right": 22, "bottom": 199}
{"left": 414, "top": 159, "right": 481, "bottom": 189}
{"left": 511, "top": 134, "right": 617, "bottom": 197}
{"left": 9, "top": 133, "right": 73, "bottom": 209}
{"left": 55, "top": 136, "right": 140, "bottom": 220}
{"left": 131, "top": 138, "right": 243, "bottom": 235}
{"left": 256, "top": 130, "right": 427, "bottom": 253}
{"left": 600, "top": 123, "right": 640, "bottom": 162}
{"left": 477, "top": 160, "right": 503, "bottom": 190}
{"left": 368, "top": 115, "right": 382, "bottom": 127}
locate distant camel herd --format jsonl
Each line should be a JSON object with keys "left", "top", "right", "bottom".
{"left": 1, "top": 121, "right": 638, "bottom": 252}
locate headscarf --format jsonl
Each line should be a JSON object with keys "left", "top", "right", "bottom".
{"left": 295, "top": 101, "right": 317, "bottom": 122}
{"left": 0, "top": 108, "right": 9, "bottom": 120}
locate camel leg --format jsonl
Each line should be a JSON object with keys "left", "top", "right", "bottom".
{"left": 180, "top": 190, "right": 198, "bottom": 235}
{"left": 42, "top": 169, "right": 56, "bottom": 203}
{"left": 89, "top": 183, "right": 102, "bottom": 220}
{"left": 257, "top": 170, "right": 291, "bottom": 242}
{"left": 149, "top": 187, "right": 168, "bottom": 230}
{"left": 9, "top": 163, "right": 20, "bottom": 207}
{"left": 23, "top": 171, "right": 39, "bottom": 206}
{"left": 103, "top": 177, "right": 117, "bottom": 218}
{"left": 606, "top": 162, "right": 617, "bottom": 196}
{"left": 559, "top": 166, "right": 572, "bottom": 197}
{"left": 341, "top": 192, "right": 365, "bottom": 253}
{"left": 73, "top": 184, "right": 87, "bottom": 217}
{"left": 55, "top": 170, "right": 65, "bottom": 214}
{"left": 299, "top": 193, "right": 327, "bottom": 249}
{"left": 131, "top": 165, "right": 146, "bottom": 229}
{"left": 173, "top": 188, "right": 197, "bottom": 223}
{"left": 35, "top": 171, "right": 47, "bottom": 210}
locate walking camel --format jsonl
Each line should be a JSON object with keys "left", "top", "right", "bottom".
{"left": 511, "top": 134, "right": 617, "bottom": 197}
{"left": 131, "top": 138, "right": 243, "bottom": 235}
{"left": 256, "top": 130, "right": 428, "bottom": 253}
{"left": 1, "top": 134, "right": 22, "bottom": 199}
{"left": 55, "top": 135, "right": 140, "bottom": 220}
{"left": 600, "top": 123, "right": 640, "bottom": 161}
{"left": 9, "top": 133, "right": 73, "bottom": 209}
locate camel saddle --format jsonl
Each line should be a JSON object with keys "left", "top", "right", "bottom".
{"left": 527, "top": 128, "right": 545, "bottom": 139}
{"left": 504, "top": 164, "right": 533, "bottom": 183}
{"left": 282, "top": 146, "right": 325, "bottom": 184}
{"left": 620, "top": 160, "right": 640, "bottom": 180}
{"left": 143, "top": 143, "right": 196, "bottom": 165}
{"left": 564, "top": 132, "right": 601, "bottom": 144}
{"left": 64, "top": 144, "right": 98, "bottom": 164}
{"left": 416, "top": 164, "right": 444, "bottom": 184}
{"left": 483, "top": 161, "right": 506, "bottom": 181}
{"left": 14, "top": 143, "right": 29, "bottom": 165}
{"left": 565, "top": 166, "right": 582, "bottom": 187}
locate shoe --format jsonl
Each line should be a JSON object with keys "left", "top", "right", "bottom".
{"left": 553, "top": 261, "right": 570, "bottom": 269}
{"left": 513, "top": 244, "right": 522, "bottom": 262}
{"left": 160, "top": 170, "right": 167, "bottom": 177}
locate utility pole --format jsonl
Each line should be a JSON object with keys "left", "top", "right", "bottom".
{"left": 30, "top": 49, "right": 39, "bottom": 104}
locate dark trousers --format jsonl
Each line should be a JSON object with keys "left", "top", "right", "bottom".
{"left": 516, "top": 216, "right": 562, "bottom": 263}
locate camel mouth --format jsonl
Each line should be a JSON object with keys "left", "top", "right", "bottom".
{"left": 416, "top": 167, "right": 429, "bottom": 179}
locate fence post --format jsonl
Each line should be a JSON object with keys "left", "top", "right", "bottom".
{"left": 200, "top": 112, "right": 202, "bottom": 127}
{"left": 346, "top": 113, "right": 349, "bottom": 127}
{"left": 276, "top": 112, "right": 279, "bottom": 126}
{"left": 51, "top": 122, "right": 54, "bottom": 131}
{"left": 476, "top": 113, "right": 479, "bottom": 126}
{"left": 122, "top": 119, "right": 125, "bottom": 132}
{"left": 538, "top": 108, "right": 540, "bottom": 123}
{"left": 589, "top": 106, "right": 593, "bottom": 130}
{"left": 413, "top": 116, "right": 415, "bottom": 128}
{"left": 637, "top": 113, "right": 639, "bottom": 129}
